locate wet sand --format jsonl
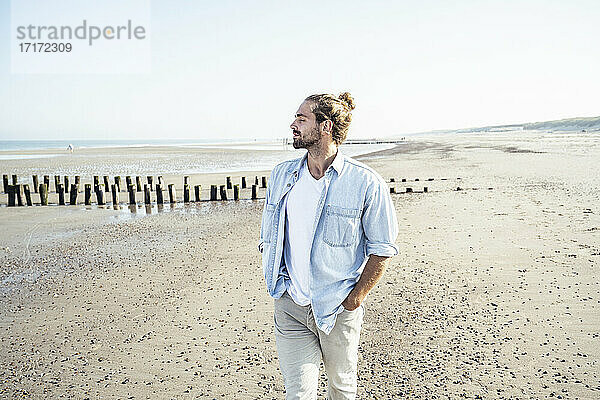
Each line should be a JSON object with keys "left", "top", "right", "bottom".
{"left": 0, "top": 131, "right": 599, "bottom": 398}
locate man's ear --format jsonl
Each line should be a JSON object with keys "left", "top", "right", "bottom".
{"left": 320, "top": 120, "right": 333, "bottom": 134}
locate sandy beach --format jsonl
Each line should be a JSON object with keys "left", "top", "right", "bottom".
{"left": 0, "top": 131, "right": 599, "bottom": 398}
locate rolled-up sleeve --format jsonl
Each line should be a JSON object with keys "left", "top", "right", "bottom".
{"left": 362, "top": 177, "right": 399, "bottom": 257}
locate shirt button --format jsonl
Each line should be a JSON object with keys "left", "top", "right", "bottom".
{"left": 287, "top": 183, "right": 291, "bottom": 187}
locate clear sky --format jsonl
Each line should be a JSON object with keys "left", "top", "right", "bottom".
{"left": 1, "top": 0, "right": 599, "bottom": 141}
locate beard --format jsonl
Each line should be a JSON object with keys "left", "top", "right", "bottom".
{"left": 292, "top": 127, "right": 320, "bottom": 149}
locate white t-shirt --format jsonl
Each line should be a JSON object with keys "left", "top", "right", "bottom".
{"left": 283, "top": 159, "right": 325, "bottom": 306}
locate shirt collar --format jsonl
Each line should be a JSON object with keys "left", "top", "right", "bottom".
{"left": 329, "top": 150, "right": 344, "bottom": 175}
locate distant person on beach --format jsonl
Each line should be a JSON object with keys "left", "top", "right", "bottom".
{"left": 67, "top": 144, "right": 74, "bottom": 153}
{"left": 259, "top": 92, "right": 398, "bottom": 399}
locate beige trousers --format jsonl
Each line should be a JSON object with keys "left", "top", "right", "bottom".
{"left": 274, "top": 291, "right": 364, "bottom": 400}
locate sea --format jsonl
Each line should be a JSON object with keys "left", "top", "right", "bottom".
{"left": 0, "top": 139, "right": 273, "bottom": 152}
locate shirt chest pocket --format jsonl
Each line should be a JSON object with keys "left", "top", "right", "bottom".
{"left": 323, "top": 205, "right": 361, "bottom": 247}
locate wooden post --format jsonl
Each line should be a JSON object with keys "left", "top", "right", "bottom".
{"left": 241, "top": 177, "right": 247, "bottom": 189}
{"left": 44, "top": 175, "right": 50, "bottom": 191}
{"left": 261, "top": 176, "right": 267, "bottom": 188}
{"left": 70, "top": 184, "right": 78, "bottom": 205}
{"left": 96, "top": 184, "right": 105, "bottom": 205}
{"left": 54, "top": 175, "right": 60, "bottom": 193}
{"left": 93, "top": 176, "right": 100, "bottom": 192}
{"left": 226, "top": 176, "right": 232, "bottom": 189}
{"left": 390, "top": 178, "right": 395, "bottom": 183}
{"left": 24, "top": 184, "right": 32, "bottom": 206}
{"left": 126, "top": 176, "right": 132, "bottom": 189}
{"left": 415, "top": 178, "right": 420, "bottom": 181}
{"left": 251, "top": 184, "right": 258, "bottom": 200}
{"left": 390, "top": 187, "right": 396, "bottom": 194}
{"left": 156, "top": 184, "right": 164, "bottom": 204}
{"left": 194, "top": 185, "right": 201, "bottom": 202}
{"left": 424, "top": 187, "right": 428, "bottom": 193}
{"left": 39, "top": 184, "right": 48, "bottom": 206}
{"left": 144, "top": 184, "right": 151, "bottom": 204}
{"left": 2, "top": 175, "right": 8, "bottom": 193}
{"left": 75, "top": 176, "right": 81, "bottom": 186}
{"left": 85, "top": 184, "right": 92, "bottom": 205}
{"left": 210, "top": 185, "right": 217, "bottom": 201}
{"left": 58, "top": 183, "right": 65, "bottom": 205}
{"left": 427, "top": 178, "right": 434, "bottom": 181}
{"left": 406, "top": 187, "right": 413, "bottom": 193}
{"left": 184, "top": 176, "right": 190, "bottom": 187}
{"left": 401, "top": 178, "right": 406, "bottom": 182}
{"left": 12, "top": 174, "right": 17, "bottom": 185}
{"left": 128, "top": 184, "right": 136, "bottom": 205}
{"left": 168, "top": 184, "right": 176, "bottom": 204}
{"left": 103, "top": 176, "right": 110, "bottom": 192}
{"left": 158, "top": 176, "right": 164, "bottom": 187}
{"left": 111, "top": 184, "right": 119, "bottom": 205}
{"left": 64, "top": 176, "right": 69, "bottom": 193}
{"left": 114, "top": 176, "right": 122, "bottom": 192}
{"left": 233, "top": 184, "right": 239, "bottom": 200}
{"left": 15, "top": 185, "right": 24, "bottom": 206}
{"left": 184, "top": 184, "right": 191, "bottom": 203}
{"left": 7, "top": 185, "right": 16, "bottom": 207}
{"left": 32, "top": 175, "right": 39, "bottom": 193}
{"left": 136, "top": 176, "right": 142, "bottom": 192}
{"left": 254, "top": 176, "right": 259, "bottom": 185}
{"left": 147, "top": 176, "right": 153, "bottom": 191}
{"left": 219, "top": 185, "right": 227, "bottom": 200}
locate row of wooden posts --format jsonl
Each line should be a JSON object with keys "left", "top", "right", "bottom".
{"left": 388, "top": 177, "right": 438, "bottom": 194}
{"left": 3, "top": 173, "right": 463, "bottom": 206}
{"left": 387, "top": 177, "right": 461, "bottom": 194}
{"left": 390, "top": 186, "right": 428, "bottom": 194}
{"left": 2, "top": 174, "right": 268, "bottom": 207}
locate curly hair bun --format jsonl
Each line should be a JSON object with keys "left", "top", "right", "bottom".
{"left": 338, "top": 92, "right": 356, "bottom": 111}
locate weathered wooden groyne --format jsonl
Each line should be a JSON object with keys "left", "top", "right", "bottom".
{"left": 2, "top": 174, "right": 269, "bottom": 207}
{"left": 1, "top": 174, "right": 484, "bottom": 207}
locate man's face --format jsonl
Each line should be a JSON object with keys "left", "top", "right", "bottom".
{"left": 290, "top": 101, "right": 320, "bottom": 149}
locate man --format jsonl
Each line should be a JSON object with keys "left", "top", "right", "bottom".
{"left": 259, "top": 92, "right": 398, "bottom": 399}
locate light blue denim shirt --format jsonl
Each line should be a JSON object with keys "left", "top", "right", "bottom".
{"left": 259, "top": 151, "right": 399, "bottom": 334}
